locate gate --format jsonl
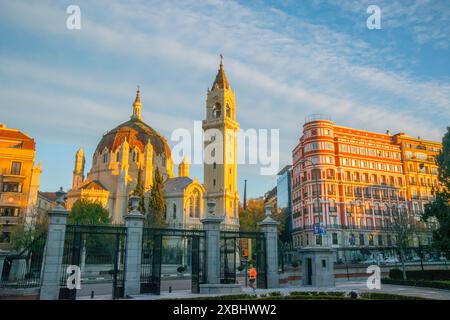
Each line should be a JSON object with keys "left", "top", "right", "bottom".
{"left": 58, "top": 224, "right": 126, "bottom": 300}
{"left": 140, "top": 228, "right": 206, "bottom": 295}
{"left": 220, "top": 231, "right": 267, "bottom": 289}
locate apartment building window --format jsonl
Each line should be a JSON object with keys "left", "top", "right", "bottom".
{"left": 387, "top": 235, "right": 392, "bottom": 246}
{"left": 0, "top": 207, "right": 20, "bottom": 217}
{"left": 316, "top": 235, "right": 322, "bottom": 245}
{"left": 2, "top": 183, "right": 21, "bottom": 192}
{"left": 0, "top": 232, "right": 11, "bottom": 243}
{"left": 359, "top": 234, "right": 365, "bottom": 246}
{"left": 378, "top": 234, "right": 383, "bottom": 246}
{"left": 368, "top": 234, "right": 374, "bottom": 246}
{"left": 332, "top": 233, "right": 338, "bottom": 245}
{"left": 10, "top": 161, "right": 21, "bottom": 175}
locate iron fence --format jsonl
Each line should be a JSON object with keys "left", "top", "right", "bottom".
{"left": 59, "top": 224, "right": 126, "bottom": 300}
{"left": 140, "top": 227, "right": 206, "bottom": 295}
{"left": 0, "top": 231, "right": 47, "bottom": 289}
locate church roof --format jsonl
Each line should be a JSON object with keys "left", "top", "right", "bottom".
{"left": 163, "top": 177, "right": 193, "bottom": 194}
{"left": 81, "top": 180, "right": 108, "bottom": 191}
{"left": 211, "top": 58, "right": 230, "bottom": 90}
{"left": 94, "top": 89, "right": 172, "bottom": 158}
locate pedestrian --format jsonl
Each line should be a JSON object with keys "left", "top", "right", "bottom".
{"left": 248, "top": 264, "right": 257, "bottom": 293}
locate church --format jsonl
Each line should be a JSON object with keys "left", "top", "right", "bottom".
{"left": 67, "top": 59, "right": 240, "bottom": 230}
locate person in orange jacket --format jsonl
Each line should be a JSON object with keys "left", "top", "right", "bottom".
{"left": 248, "top": 264, "right": 257, "bottom": 292}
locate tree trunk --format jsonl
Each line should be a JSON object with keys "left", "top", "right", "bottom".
{"left": 400, "top": 249, "right": 407, "bottom": 280}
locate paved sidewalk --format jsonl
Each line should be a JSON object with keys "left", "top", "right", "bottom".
{"left": 129, "top": 280, "right": 450, "bottom": 300}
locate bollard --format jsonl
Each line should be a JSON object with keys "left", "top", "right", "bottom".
{"left": 169, "top": 286, "right": 172, "bottom": 293}
{"left": 91, "top": 291, "right": 95, "bottom": 299}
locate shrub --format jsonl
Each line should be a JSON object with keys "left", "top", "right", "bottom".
{"left": 177, "top": 266, "right": 186, "bottom": 273}
{"left": 382, "top": 278, "right": 450, "bottom": 290}
{"left": 389, "top": 269, "right": 450, "bottom": 281}
{"left": 389, "top": 268, "right": 403, "bottom": 280}
{"left": 360, "top": 292, "right": 429, "bottom": 300}
{"left": 268, "top": 291, "right": 282, "bottom": 297}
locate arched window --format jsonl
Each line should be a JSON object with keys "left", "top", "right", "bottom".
{"left": 132, "top": 149, "right": 140, "bottom": 162}
{"left": 103, "top": 153, "right": 108, "bottom": 163}
{"left": 226, "top": 104, "right": 231, "bottom": 118}
{"left": 194, "top": 190, "right": 201, "bottom": 218}
{"left": 212, "top": 103, "right": 221, "bottom": 118}
{"left": 116, "top": 151, "right": 121, "bottom": 162}
{"left": 172, "top": 204, "right": 177, "bottom": 219}
{"left": 189, "top": 196, "right": 195, "bottom": 217}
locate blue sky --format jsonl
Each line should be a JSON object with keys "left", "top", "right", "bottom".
{"left": 0, "top": 0, "right": 449, "bottom": 199}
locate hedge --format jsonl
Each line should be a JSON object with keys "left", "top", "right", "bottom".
{"left": 360, "top": 292, "right": 430, "bottom": 300}
{"left": 382, "top": 278, "right": 450, "bottom": 290}
{"left": 389, "top": 268, "right": 450, "bottom": 281}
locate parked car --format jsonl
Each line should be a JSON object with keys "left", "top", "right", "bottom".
{"left": 362, "top": 258, "right": 379, "bottom": 265}
{"left": 383, "top": 257, "right": 399, "bottom": 264}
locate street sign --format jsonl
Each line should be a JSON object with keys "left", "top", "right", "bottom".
{"left": 314, "top": 223, "right": 326, "bottom": 235}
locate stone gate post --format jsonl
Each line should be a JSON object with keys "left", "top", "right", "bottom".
{"left": 201, "top": 202, "right": 223, "bottom": 285}
{"left": 258, "top": 203, "right": 280, "bottom": 288}
{"left": 124, "top": 194, "right": 145, "bottom": 297}
{"left": 40, "top": 188, "right": 69, "bottom": 300}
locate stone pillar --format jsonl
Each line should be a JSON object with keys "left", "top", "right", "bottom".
{"left": 199, "top": 201, "right": 243, "bottom": 294}
{"left": 40, "top": 188, "right": 69, "bottom": 300}
{"left": 258, "top": 203, "right": 280, "bottom": 288}
{"left": 201, "top": 214, "right": 223, "bottom": 285}
{"left": 124, "top": 194, "right": 145, "bottom": 297}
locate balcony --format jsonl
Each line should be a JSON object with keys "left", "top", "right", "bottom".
{"left": 0, "top": 192, "right": 25, "bottom": 206}
{"left": 0, "top": 216, "right": 21, "bottom": 225}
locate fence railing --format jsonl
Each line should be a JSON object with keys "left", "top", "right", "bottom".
{"left": 0, "top": 231, "right": 47, "bottom": 289}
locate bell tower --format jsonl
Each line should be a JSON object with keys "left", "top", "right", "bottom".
{"left": 72, "top": 146, "right": 85, "bottom": 190}
{"left": 203, "top": 55, "right": 239, "bottom": 230}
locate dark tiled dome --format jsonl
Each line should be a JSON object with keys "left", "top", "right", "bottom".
{"left": 95, "top": 118, "right": 172, "bottom": 159}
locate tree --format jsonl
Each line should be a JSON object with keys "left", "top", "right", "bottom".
{"left": 389, "top": 207, "right": 416, "bottom": 280}
{"left": 129, "top": 167, "right": 146, "bottom": 214}
{"left": 69, "top": 199, "right": 110, "bottom": 225}
{"left": 239, "top": 198, "right": 265, "bottom": 232}
{"left": 424, "top": 127, "right": 450, "bottom": 259}
{"left": 9, "top": 205, "right": 47, "bottom": 252}
{"left": 147, "top": 167, "right": 166, "bottom": 227}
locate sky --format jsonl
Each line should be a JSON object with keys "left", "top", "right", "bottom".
{"left": 0, "top": 0, "right": 449, "bottom": 199}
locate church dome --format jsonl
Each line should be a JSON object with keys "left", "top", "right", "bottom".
{"left": 94, "top": 88, "right": 172, "bottom": 161}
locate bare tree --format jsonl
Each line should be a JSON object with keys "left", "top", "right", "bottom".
{"left": 388, "top": 206, "right": 416, "bottom": 280}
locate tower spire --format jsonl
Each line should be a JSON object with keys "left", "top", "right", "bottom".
{"left": 131, "top": 86, "right": 142, "bottom": 121}
{"left": 211, "top": 54, "right": 229, "bottom": 90}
